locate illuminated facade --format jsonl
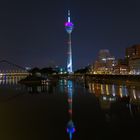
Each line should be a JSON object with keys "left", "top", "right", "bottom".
{"left": 65, "top": 10, "right": 74, "bottom": 73}
{"left": 129, "top": 59, "right": 140, "bottom": 74}
{"left": 113, "top": 59, "right": 129, "bottom": 75}
{"left": 89, "top": 45, "right": 140, "bottom": 75}
{"left": 90, "top": 49, "right": 115, "bottom": 74}
{"left": 126, "top": 45, "right": 140, "bottom": 75}
{"left": 126, "top": 44, "right": 140, "bottom": 60}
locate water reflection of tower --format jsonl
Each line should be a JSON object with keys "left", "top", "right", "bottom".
{"left": 65, "top": 10, "right": 74, "bottom": 73}
{"left": 66, "top": 80, "right": 76, "bottom": 140}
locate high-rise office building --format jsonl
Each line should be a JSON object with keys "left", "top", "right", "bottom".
{"left": 126, "top": 45, "right": 140, "bottom": 74}
{"left": 126, "top": 44, "right": 140, "bottom": 59}
{"left": 93, "top": 49, "right": 115, "bottom": 74}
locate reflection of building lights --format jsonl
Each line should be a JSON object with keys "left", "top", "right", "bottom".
{"left": 119, "top": 86, "right": 123, "bottom": 98}
{"left": 101, "top": 84, "right": 104, "bottom": 94}
{"left": 112, "top": 85, "right": 115, "bottom": 96}
{"left": 109, "top": 97, "right": 116, "bottom": 101}
{"left": 88, "top": 83, "right": 92, "bottom": 93}
{"left": 124, "top": 86, "right": 128, "bottom": 97}
{"left": 106, "top": 85, "right": 109, "bottom": 95}
{"left": 103, "top": 96, "right": 107, "bottom": 100}
{"left": 132, "top": 89, "right": 137, "bottom": 99}
{"left": 102, "top": 95, "right": 116, "bottom": 102}
{"left": 113, "top": 93, "right": 116, "bottom": 97}
{"left": 91, "top": 84, "right": 95, "bottom": 93}
{"left": 64, "top": 80, "right": 67, "bottom": 85}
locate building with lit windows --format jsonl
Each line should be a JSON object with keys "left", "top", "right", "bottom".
{"left": 126, "top": 44, "right": 140, "bottom": 60}
{"left": 126, "top": 45, "right": 140, "bottom": 75}
{"left": 113, "top": 58, "right": 129, "bottom": 75}
{"left": 92, "top": 49, "right": 115, "bottom": 74}
{"left": 129, "top": 59, "right": 140, "bottom": 75}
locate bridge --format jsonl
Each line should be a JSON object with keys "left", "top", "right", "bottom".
{"left": 0, "top": 60, "right": 29, "bottom": 83}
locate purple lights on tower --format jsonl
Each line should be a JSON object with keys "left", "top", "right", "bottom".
{"left": 65, "top": 22, "right": 74, "bottom": 34}
{"left": 65, "top": 22, "right": 74, "bottom": 28}
{"left": 65, "top": 19, "right": 74, "bottom": 34}
{"left": 65, "top": 10, "right": 74, "bottom": 34}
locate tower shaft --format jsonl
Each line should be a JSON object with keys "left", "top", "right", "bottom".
{"left": 67, "top": 33, "right": 73, "bottom": 73}
{"left": 65, "top": 10, "right": 74, "bottom": 74}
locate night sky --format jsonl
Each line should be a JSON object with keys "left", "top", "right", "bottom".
{"left": 0, "top": 0, "right": 140, "bottom": 70}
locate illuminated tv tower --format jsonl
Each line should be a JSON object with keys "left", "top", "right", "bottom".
{"left": 65, "top": 10, "right": 74, "bottom": 73}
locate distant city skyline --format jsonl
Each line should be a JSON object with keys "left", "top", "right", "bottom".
{"left": 0, "top": 0, "right": 140, "bottom": 70}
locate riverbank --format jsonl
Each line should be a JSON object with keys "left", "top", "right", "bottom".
{"left": 84, "top": 74, "right": 140, "bottom": 86}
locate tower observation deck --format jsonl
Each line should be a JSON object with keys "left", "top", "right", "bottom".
{"left": 65, "top": 10, "right": 74, "bottom": 74}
